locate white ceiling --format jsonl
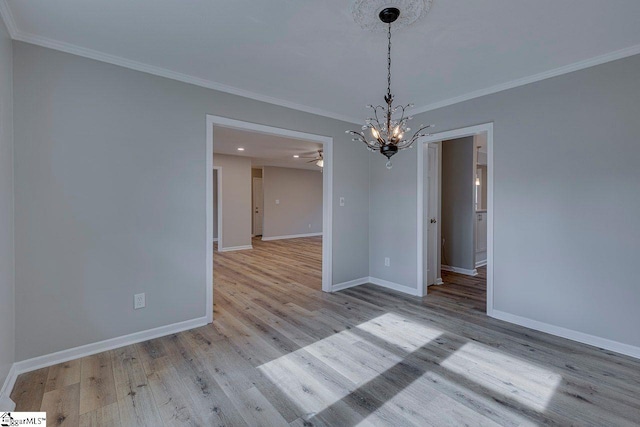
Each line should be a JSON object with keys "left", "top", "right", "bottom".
{"left": 3, "top": 1, "right": 640, "bottom": 123}
{"left": 213, "top": 126, "right": 323, "bottom": 170}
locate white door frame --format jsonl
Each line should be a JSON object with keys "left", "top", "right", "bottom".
{"left": 417, "top": 122, "right": 494, "bottom": 315}
{"left": 206, "top": 115, "right": 333, "bottom": 323}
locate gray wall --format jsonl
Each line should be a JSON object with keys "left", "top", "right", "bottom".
{"left": 370, "top": 53, "right": 640, "bottom": 348}
{"left": 0, "top": 17, "right": 14, "bottom": 391}
{"left": 441, "top": 136, "right": 475, "bottom": 271}
{"left": 262, "top": 167, "right": 322, "bottom": 238}
{"left": 212, "top": 153, "right": 252, "bottom": 249}
{"left": 13, "top": 41, "right": 369, "bottom": 360}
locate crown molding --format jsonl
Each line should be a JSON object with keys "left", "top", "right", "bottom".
{"left": 9, "top": 29, "right": 362, "bottom": 125}
{"left": 3, "top": 2, "right": 640, "bottom": 124}
{"left": 0, "top": 0, "right": 18, "bottom": 38}
{"left": 407, "top": 43, "right": 640, "bottom": 118}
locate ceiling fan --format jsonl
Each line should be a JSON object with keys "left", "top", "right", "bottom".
{"left": 299, "top": 149, "right": 324, "bottom": 168}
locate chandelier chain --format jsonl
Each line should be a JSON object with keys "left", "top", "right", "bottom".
{"left": 387, "top": 22, "right": 392, "bottom": 99}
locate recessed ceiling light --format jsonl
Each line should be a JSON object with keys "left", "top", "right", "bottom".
{"left": 237, "top": 147, "right": 245, "bottom": 151}
{"left": 293, "top": 155, "right": 300, "bottom": 158}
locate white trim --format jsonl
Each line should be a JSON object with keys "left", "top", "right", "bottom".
{"left": 7, "top": 30, "right": 360, "bottom": 125}
{"left": 441, "top": 265, "right": 478, "bottom": 276}
{"left": 475, "top": 259, "right": 487, "bottom": 268}
{"left": 3, "top": 0, "right": 639, "bottom": 127}
{"left": 491, "top": 310, "right": 640, "bottom": 360}
{"left": 213, "top": 238, "right": 218, "bottom": 242}
{"left": 417, "top": 123, "right": 494, "bottom": 315}
{"left": 369, "top": 277, "right": 422, "bottom": 297}
{"left": 0, "top": 395, "right": 15, "bottom": 411}
{"left": 218, "top": 245, "right": 253, "bottom": 252}
{"left": 416, "top": 138, "right": 424, "bottom": 296}
{"left": 12, "top": 316, "right": 207, "bottom": 376}
{"left": 205, "top": 129, "right": 213, "bottom": 323}
{"left": 407, "top": 44, "right": 640, "bottom": 117}
{"left": 0, "top": 365, "right": 17, "bottom": 411}
{"left": 206, "top": 115, "right": 334, "bottom": 312}
{"left": 331, "top": 277, "right": 369, "bottom": 292}
{"left": 0, "top": 395, "right": 14, "bottom": 411}
{"left": 261, "top": 232, "right": 322, "bottom": 241}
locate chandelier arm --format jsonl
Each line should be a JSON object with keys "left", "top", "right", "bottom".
{"left": 372, "top": 105, "right": 385, "bottom": 127}
{"left": 346, "top": 130, "right": 380, "bottom": 150}
{"left": 397, "top": 105, "right": 407, "bottom": 123}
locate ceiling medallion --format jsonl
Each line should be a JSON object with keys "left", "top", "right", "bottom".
{"left": 352, "top": 0, "right": 433, "bottom": 33}
{"left": 347, "top": 4, "right": 434, "bottom": 169}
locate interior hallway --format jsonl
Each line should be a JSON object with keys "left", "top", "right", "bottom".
{"left": 9, "top": 240, "right": 640, "bottom": 426}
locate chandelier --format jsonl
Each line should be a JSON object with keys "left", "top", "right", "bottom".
{"left": 347, "top": 7, "right": 433, "bottom": 169}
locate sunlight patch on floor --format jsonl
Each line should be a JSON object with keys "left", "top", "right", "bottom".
{"left": 440, "top": 342, "right": 562, "bottom": 411}
{"left": 259, "top": 311, "right": 562, "bottom": 423}
{"left": 258, "top": 313, "right": 442, "bottom": 417}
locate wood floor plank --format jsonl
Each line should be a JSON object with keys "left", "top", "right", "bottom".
{"left": 79, "top": 351, "right": 117, "bottom": 415}
{"left": 45, "top": 360, "right": 81, "bottom": 393}
{"left": 40, "top": 383, "right": 80, "bottom": 427}
{"left": 10, "top": 367, "right": 49, "bottom": 411}
{"left": 111, "top": 345, "right": 163, "bottom": 427}
{"left": 79, "top": 402, "right": 122, "bottom": 427}
{"left": 9, "top": 237, "right": 640, "bottom": 426}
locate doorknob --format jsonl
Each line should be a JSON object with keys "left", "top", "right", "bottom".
{"left": 430, "top": 218, "right": 437, "bottom": 224}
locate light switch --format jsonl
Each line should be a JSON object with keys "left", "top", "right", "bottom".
{"left": 275, "top": 199, "right": 280, "bottom": 205}
{"left": 339, "top": 197, "right": 345, "bottom": 207}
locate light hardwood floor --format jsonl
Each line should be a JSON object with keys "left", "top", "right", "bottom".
{"left": 10, "top": 237, "right": 640, "bottom": 426}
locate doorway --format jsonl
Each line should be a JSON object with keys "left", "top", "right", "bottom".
{"left": 417, "top": 123, "right": 494, "bottom": 314}
{"left": 252, "top": 171, "right": 264, "bottom": 236}
{"left": 213, "top": 167, "right": 222, "bottom": 247}
{"left": 205, "top": 115, "right": 333, "bottom": 323}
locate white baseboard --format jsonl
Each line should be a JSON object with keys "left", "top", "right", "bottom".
{"left": 12, "top": 316, "right": 208, "bottom": 376}
{"left": 428, "top": 278, "right": 444, "bottom": 286}
{"left": 0, "top": 364, "right": 17, "bottom": 411}
{"left": 441, "top": 265, "right": 478, "bottom": 276}
{"left": 218, "top": 245, "right": 253, "bottom": 252}
{"left": 0, "top": 394, "right": 15, "bottom": 411}
{"left": 261, "top": 232, "right": 322, "bottom": 241}
{"left": 368, "top": 277, "right": 422, "bottom": 297}
{"left": 491, "top": 310, "right": 640, "bottom": 360}
{"left": 331, "top": 276, "right": 421, "bottom": 297}
{"left": 332, "top": 277, "right": 369, "bottom": 292}
{"left": 475, "top": 259, "right": 487, "bottom": 268}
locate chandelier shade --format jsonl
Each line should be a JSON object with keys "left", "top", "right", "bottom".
{"left": 347, "top": 7, "right": 433, "bottom": 169}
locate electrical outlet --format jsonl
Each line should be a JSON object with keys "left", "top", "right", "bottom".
{"left": 134, "top": 293, "right": 145, "bottom": 309}
{"left": 339, "top": 197, "right": 345, "bottom": 207}
{"left": 275, "top": 199, "right": 280, "bottom": 205}
{"left": 384, "top": 257, "right": 390, "bottom": 267}
{"left": 308, "top": 223, "right": 312, "bottom": 229}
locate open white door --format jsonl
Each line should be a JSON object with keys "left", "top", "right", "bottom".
{"left": 253, "top": 177, "right": 264, "bottom": 236}
{"left": 424, "top": 143, "right": 440, "bottom": 287}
